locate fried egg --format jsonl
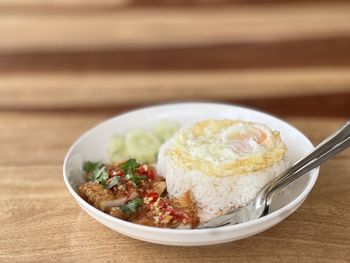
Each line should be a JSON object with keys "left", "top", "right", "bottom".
{"left": 165, "top": 119, "right": 287, "bottom": 176}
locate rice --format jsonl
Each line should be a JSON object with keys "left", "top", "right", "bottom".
{"left": 157, "top": 148, "right": 288, "bottom": 222}
{"left": 156, "top": 119, "right": 289, "bottom": 223}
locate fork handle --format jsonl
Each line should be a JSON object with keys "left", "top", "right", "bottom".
{"left": 264, "top": 120, "right": 350, "bottom": 209}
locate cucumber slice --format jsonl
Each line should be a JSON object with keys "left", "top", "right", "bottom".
{"left": 153, "top": 120, "right": 180, "bottom": 142}
{"left": 125, "top": 130, "right": 161, "bottom": 163}
{"left": 107, "top": 135, "right": 127, "bottom": 163}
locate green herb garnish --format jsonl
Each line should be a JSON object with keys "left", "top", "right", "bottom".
{"left": 83, "top": 161, "right": 108, "bottom": 186}
{"left": 119, "top": 159, "right": 147, "bottom": 185}
{"left": 91, "top": 166, "right": 109, "bottom": 185}
{"left": 125, "top": 173, "right": 148, "bottom": 185}
{"left": 83, "top": 161, "right": 103, "bottom": 172}
{"left": 119, "top": 159, "right": 139, "bottom": 173}
{"left": 106, "top": 176, "right": 120, "bottom": 189}
{"left": 120, "top": 198, "right": 143, "bottom": 215}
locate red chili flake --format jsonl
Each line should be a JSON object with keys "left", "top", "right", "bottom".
{"left": 157, "top": 198, "right": 168, "bottom": 209}
{"left": 137, "top": 165, "right": 156, "bottom": 180}
{"left": 166, "top": 207, "right": 178, "bottom": 216}
{"left": 164, "top": 206, "right": 188, "bottom": 220}
{"left": 145, "top": 192, "right": 159, "bottom": 203}
{"left": 137, "top": 165, "right": 147, "bottom": 174}
{"left": 146, "top": 167, "right": 156, "bottom": 180}
{"left": 116, "top": 170, "right": 125, "bottom": 177}
{"left": 107, "top": 169, "right": 115, "bottom": 178}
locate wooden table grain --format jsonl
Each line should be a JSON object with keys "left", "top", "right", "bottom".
{"left": 0, "top": 113, "right": 349, "bottom": 262}
{"left": 1, "top": 0, "right": 350, "bottom": 261}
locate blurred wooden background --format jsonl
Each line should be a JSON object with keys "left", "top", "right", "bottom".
{"left": 0, "top": 0, "right": 350, "bottom": 116}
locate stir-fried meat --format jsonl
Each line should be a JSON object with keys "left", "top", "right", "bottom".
{"left": 152, "top": 181, "right": 166, "bottom": 195}
{"left": 78, "top": 182, "right": 127, "bottom": 211}
{"left": 78, "top": 159, "right": 199, "bottom": 228}
{"left": 108, "top": 207, "right": 129, "bottom": 220}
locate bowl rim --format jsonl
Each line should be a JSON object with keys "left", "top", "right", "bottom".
{"left": 63, "top": 102, "right": 319, "bottom": 235}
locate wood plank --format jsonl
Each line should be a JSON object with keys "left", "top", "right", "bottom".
{"left": 0, "top": 0, "right": 131, "bottom": 11}
{"left": 2, "top": 35, "right": 350, "bottom": 71}
{"left": 0, "top": 112, "right": 110, "bottom": 167}
{"left": 134, "top": 0, "right": 350, "bottom": 7}
{"left": 0, "top": 116, "right": 349, "bottom": 262}
{"left": 240, "top": 92, "right": 350, "bottom": 118}
{"left": 2, "top": 92, "right": 350, "bottom": 118}
{"left": 0, "top": 4, "right": 349, "bottom": 52}
{"left": 0, "top": 111, "right": 348, "bottom": 167}
{"left": 1, "top": 68, "right": 350, "bottom": 109}
{"left": 1, "top": 0, "right": 348, "bottom": 12}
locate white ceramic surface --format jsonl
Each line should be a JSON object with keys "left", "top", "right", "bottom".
{"left": 63, "top": 102, "right": 319, "bottom": 246}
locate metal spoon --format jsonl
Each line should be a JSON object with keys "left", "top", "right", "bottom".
{"left": 199, "top": 120, "right": 350, "bottom": 229}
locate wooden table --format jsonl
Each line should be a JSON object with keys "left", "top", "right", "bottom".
{"left": 1, "top": 0, "right": 350, "bottom": 262}
{"left": 1, "top": 113, "right": 349, "bottom": 262}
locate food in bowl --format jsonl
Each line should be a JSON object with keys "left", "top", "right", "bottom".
{"left": 77, "top": 118, "right": 288, "bottom": 227}
{"left": 157, "top": 119, "right": 288, "bottom": 222}
{"left": 78, "top": 159, "right": 199, "bottom": 228}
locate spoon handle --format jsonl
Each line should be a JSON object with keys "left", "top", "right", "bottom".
{"left": 265, "top": 120, "right": 350, "bottom": 204}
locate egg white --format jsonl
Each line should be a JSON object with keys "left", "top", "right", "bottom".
{"left": 164, "top": 119, "right": 287, "bottom": 176}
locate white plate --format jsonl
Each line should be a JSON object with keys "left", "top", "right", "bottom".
{"left": 63, "top": 102, "right": 319, "bottom": 246}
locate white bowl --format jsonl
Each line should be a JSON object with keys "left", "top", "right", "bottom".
{"left": 63, "top": 102, "right": 319, "bottom": 246}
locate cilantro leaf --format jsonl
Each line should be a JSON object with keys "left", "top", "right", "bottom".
{"left": 90, "top": 166, "right": 109, "bottom": 186}
{"left": 119, "top": 159, "right": 140, "bottom": 173}
{"left": 83, "top": 161, "right": 109, "bottom": 185}
{"left": 125, "top": 174, "right": 148, "bottom": 185}
{"left": 119, "top": 159, "right": 146, "bottom": 185}
{"left": 106, "top": 176, "right": 120, "bottom": 189}
{"left": 120, "top": 198, "right": 143, "bottom": 215}
{"left": 83, "top": 161, "right": 103, "bottom": 173}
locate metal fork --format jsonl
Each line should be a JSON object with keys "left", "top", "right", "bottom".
{"left": 199, "top": 120, "right": 350, "bottom": 228}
